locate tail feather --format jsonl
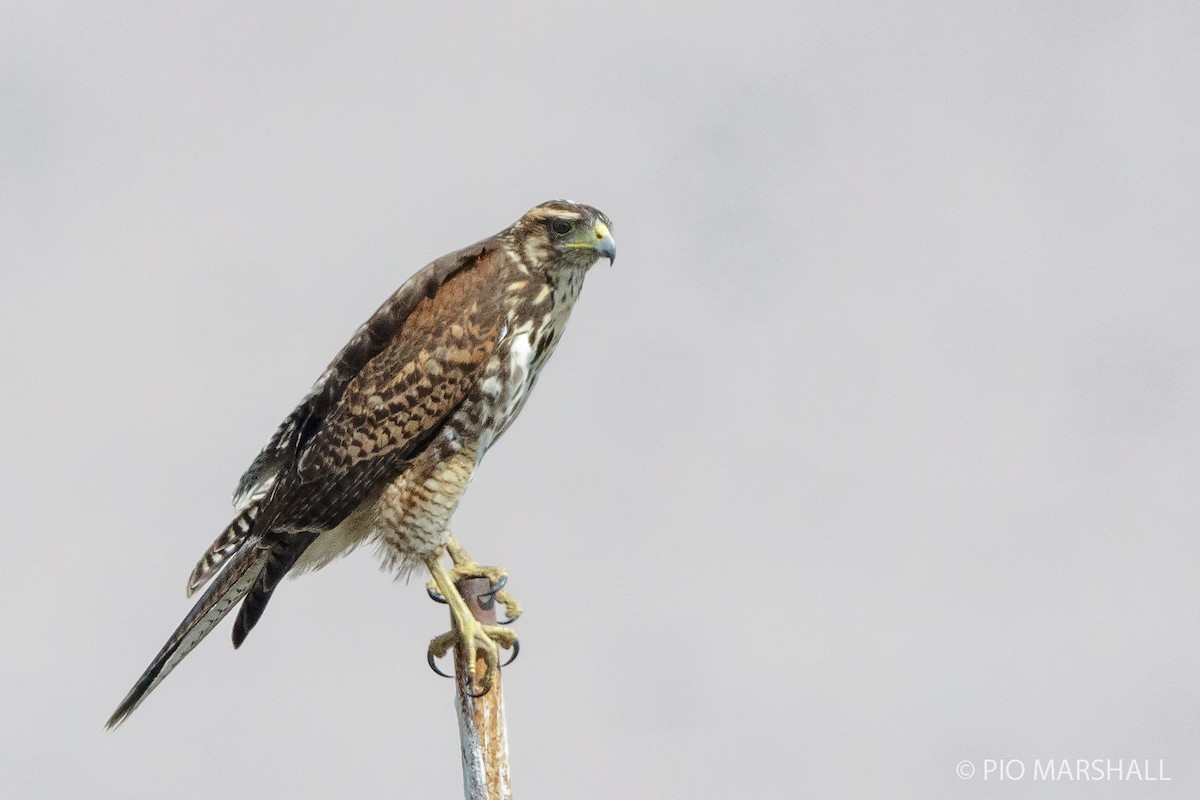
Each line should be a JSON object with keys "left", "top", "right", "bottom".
{"left": 232, "top": 532, "right": 319, "bottom": 648}
{"left": 187, "top": 504, "right": 262, "bottom": 597}
{"left": 106, "top": 542, "right": 270, "bottom": 729}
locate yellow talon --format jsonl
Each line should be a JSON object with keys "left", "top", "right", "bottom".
{"left": 425, "top": 551, "right": 518, "bottom": 694}
{"left": 425, "top": 536, "right": 523, "bottom": 623}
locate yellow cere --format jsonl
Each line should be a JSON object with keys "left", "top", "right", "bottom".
{"left": 594, "top": 221, "right": 610, "bottom": 240}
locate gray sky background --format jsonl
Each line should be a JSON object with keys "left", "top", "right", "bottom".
{"left": 3, "top": 3, "right": 1199, "bottom": 798}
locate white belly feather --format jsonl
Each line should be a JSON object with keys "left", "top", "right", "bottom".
{"left": 481, "top": 328, "right": 538, "bottom": 456}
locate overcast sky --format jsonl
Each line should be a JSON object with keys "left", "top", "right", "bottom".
{"left": 3, "top": 3, "right": 1200, "bottom": 798}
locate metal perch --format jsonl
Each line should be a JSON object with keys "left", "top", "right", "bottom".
{"left": 450, "top": 576, "right": 513, "bottom": 800}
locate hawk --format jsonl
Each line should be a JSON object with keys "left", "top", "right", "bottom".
{"left": 107, "top": 201, "right": 615, "bottom": 727}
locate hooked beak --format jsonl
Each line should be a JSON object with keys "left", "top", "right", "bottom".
{"left": 592, "top": 220, "right": 616, "bottom": 265}
{"left": 566, "top": 219, "right": 616, "bottom": 264}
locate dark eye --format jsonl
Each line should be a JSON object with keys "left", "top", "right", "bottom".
{"left": 550, "top": 218, "right": 572, "bottom": 235}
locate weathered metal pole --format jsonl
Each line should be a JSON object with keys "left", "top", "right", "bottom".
{"left": 453, "top": 577, "right": 513, "bottom": 800}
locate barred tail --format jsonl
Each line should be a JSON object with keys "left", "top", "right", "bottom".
{"left": 187, "top": 504, "right": 262, "bottom": 597}
{"left": 232, "top": 532, "right": 319, "bottom": 648}
{"left": 106, "top": 543, "right": 269, "bottom": 729}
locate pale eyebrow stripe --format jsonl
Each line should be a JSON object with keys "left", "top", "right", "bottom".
{"left": 526, "top": 207, "right": 583, "bottom": 221}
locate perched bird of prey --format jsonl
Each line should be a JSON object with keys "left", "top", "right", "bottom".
{"left": 107, "top": 201, "right": 615, "bottom": 727}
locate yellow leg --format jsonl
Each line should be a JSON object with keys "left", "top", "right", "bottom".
{"left": 427, "top": 535, "right": 523, "bottom": 623}
{"left": 425, "top": 555, "right": 518, "bottom": 695}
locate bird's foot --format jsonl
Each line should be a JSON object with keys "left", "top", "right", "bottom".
{"left": 426, "top": 616, "right": 519, "bottom": 696}
{"left": 425, "top": 556, "right": 519, "bottom": 696}
{"left": 425, "top": 537, "right": 522, "bottom": 624}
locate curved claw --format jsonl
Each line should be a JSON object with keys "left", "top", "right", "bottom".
{"left": 477, "top": 573, "right": 508, "bottom": 601}
{"left": 501, "top": 638, "right": 520, "bottom": 668}
{"left": 427, "top": 650, "right": 453, "bottom": 679}
{"left": 427, "top": 584, "right": 448, "bottom": 604}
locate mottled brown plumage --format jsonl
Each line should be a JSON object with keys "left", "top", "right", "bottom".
{"left": 108, "top": 201, "right": 614, "bottom": 727}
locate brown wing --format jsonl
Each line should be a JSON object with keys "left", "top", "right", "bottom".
{"left": 266, "top": 247, "right": 506, "bottom": 530}
{"left": 299, "top": 277, "right": 501, "bottom": 480}
{"left": 191, "top": 237, "right": 507, "bottom": 597}
{"left": 232, "top": 236, "right": 501, "bottom": 512}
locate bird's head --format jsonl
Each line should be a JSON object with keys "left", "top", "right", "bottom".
{"left": 507, "top": 200, "right": 616, "bottom": 273}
